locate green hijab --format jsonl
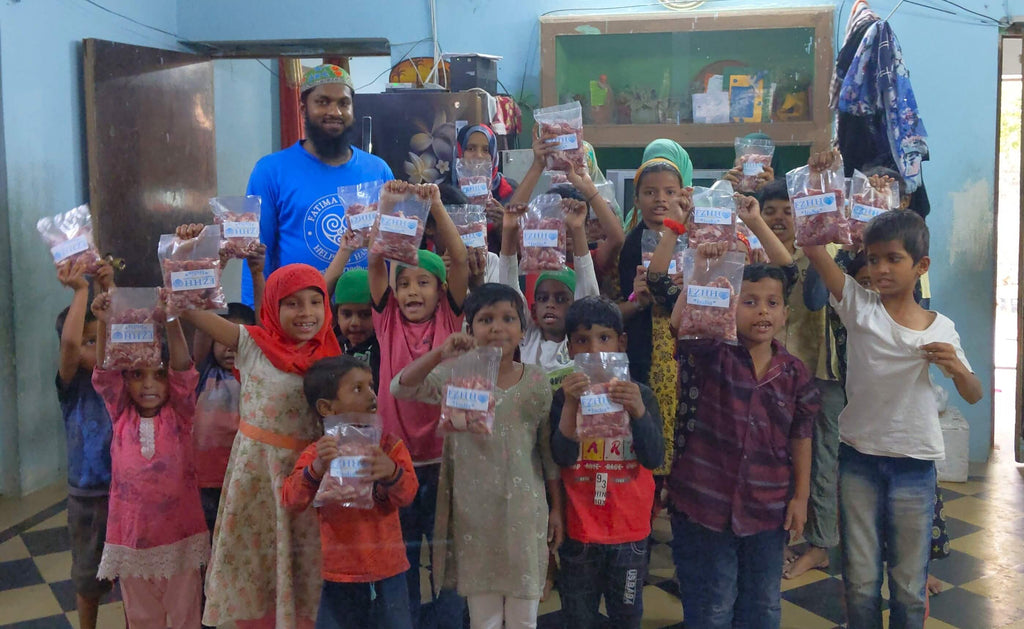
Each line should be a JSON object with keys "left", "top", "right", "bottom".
{"left": 625, "top": 139, "right": 694, "bottom": 229}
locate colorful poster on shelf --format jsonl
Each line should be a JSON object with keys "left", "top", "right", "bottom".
{"left": 729, "top": 75, "right": 764, "bottom": 123}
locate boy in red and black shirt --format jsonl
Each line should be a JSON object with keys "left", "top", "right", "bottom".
{"left": 550, "top": 296, "right": 664, "bottom": 629}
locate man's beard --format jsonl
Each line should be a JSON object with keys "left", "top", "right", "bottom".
{"left": 304, "top": 112, "right": 355, "bottom": 161}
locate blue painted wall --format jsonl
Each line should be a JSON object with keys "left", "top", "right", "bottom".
{"left": 0, "top": 0, "right": 180, "bottom": 495}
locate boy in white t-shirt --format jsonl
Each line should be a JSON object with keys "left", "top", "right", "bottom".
{"left": 804, "top": 210, "right": 982, "bottom": 629}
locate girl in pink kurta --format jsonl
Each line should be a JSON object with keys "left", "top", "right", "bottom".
{"left": 90, "top": 292, "right": 208, "bottom": 629}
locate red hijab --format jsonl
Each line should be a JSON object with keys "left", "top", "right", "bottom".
{"left": 244, "top": 264, "right": 341, "bottom": 375}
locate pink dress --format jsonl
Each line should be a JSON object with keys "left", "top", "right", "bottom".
{"left": 373, "top": 288, "right": 463, "bottom": 464}
{"left": 92, "top": 367, "right": 209, "bottom": 580}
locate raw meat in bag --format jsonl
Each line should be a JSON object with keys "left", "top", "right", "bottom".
{"left": 787, "top": 159, "right": 852, "bottom": 247}
{"left": 338, "top": 180, "right": 383, "bottom": 249}
{"left": 673, "top": 250, "right": 745, "bottom": 343}
{"left": 158, "top": 226, "right": 226, "bottom": 317}
{"left": 36, "top": 204, "right": 102, "bottom": 273}
{"left": 103, "top": 287, "right": 164, "bottom": 370}
{"left": 848, "top": 169, "right": 900, "bottom": 248}
{"left": 641, "top": 229, "right": 686, "bottom": 275}
{"left": 447, "top": 205, "right": 487, "bottom": 252}
{"left": 734, "top": 136, "right": 775, "bottom": 193}
{"left": 313, "top": 413, "right": 383, "bottom": 510}
{"left": 455, "top": 157, "right": 494, "bottom": 207}
{"left": 574, "top": 352, "right": 632, "bottom": 440}
{"left": 518, "top": 194, "right": 567, "bottom": 273}
{"left": 440, "top": 346, "right": 501, "bottom": 434}
{"left": 209, "top": 196, "right": 261, "bottom": 258}
{"left": 534, "top": 101, "right": 586, "bottom": 172}
{"left": 369, "top": 180, "right": 431, "bottom": 266}
{"left": 689, "top": 181, "right": 737, "bottom": 248}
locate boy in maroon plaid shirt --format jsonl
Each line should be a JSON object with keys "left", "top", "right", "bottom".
{"left": 667, "top": 262, "right": 820, "bottom": 629}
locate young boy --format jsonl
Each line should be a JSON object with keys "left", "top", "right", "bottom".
{"left": 668, "top": 263, "right": 818, "bottom": 629}
{"left": 550, "top": 296, "right": 664, "bottom": 628}
{"left": 804, "top": 210, "right": 982, "bottom": 628}
{"left": 281, "top": 355, "right": 418, "bottom": 629}
{"left": 55, "top": 258, "right": 114, "bottom": 629}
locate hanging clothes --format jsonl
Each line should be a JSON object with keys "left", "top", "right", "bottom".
{"left": 830, "top": 0, "right": 880, "bottom": 109}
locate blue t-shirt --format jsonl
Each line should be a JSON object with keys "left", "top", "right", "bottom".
{"left": 241, "top": 142, "right": 394, "bottom": 304}
{"left": 56, "top": 371, "right": 113, "bottom": 496}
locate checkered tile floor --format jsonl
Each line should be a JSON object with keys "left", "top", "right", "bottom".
{"left": 2, "top": 461, "right": 1023, "bottom": 628}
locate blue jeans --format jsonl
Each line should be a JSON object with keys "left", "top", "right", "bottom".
{"left": 839, "top": 444, "right": 935, "bottom": 629}
{"left": 400, "top": 464, "right": 466, "bottom": 629}
{"left": 557, "top": 537, "right": 647, "bottom": 629}
{"left": 670, "top": 513, "right": 786, "bottom": 629}
{"left": 315, "top": 574, "right": 412, "bottom": 629}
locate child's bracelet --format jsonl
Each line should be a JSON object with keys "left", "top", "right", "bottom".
{"left": 585, "top": 190, "right": 600, "bottom": 204}
{"left": 663, "top": 219, "right": 687, "bottom": 236}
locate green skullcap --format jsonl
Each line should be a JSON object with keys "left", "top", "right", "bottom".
{"left": 536, "top": 268, "right": 576, "bottom": 294}
{"left": 397, "top": 250, "right": 446, "bottom": 285}
{"left": 302, "top": 64, "right": 354, "bottom": 93}
{"left": 334, "top": 269, "right": 371, "bottom": 305}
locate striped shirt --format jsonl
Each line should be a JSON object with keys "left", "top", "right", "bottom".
{"left": 668, "top": 339, "right": 819, "bottom": 536}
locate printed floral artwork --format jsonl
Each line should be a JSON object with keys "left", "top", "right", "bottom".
{"left": 404, "top": 111, "right": 455, "bottom": 184}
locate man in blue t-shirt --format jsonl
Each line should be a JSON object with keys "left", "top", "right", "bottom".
{"left": 241, "top": 64, "right": 393, "bottom": 304}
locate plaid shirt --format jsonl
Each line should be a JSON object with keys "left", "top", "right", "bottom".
{"left": 668, "top": 339, "right": 819, "bottom": 536}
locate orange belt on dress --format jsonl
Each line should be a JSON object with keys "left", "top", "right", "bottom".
{"left": 238, "top": 421, "right": 311, "bottom": 451}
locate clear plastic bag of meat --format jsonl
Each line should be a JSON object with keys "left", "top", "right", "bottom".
{"left": 534, "top": 101, "right": 585, "bottom": 173}
{"left": 786, "top": 160, "right": 853, "bottom": 247}
{"left": 313, "top": 413, "right": 383, "bottom": 510}
{"left": 673, "top": 250, "right": 745, "bottom": 343}
{"left": 36, "top": 204, "right": 102, "bottom": 274}
{"left": 734, "top": 137, "right": 775, "bottom": 193}
{"left": 689, "top": 181, "right": 737, "bottom": 248}
{"left": 369, "top": 180, "right": 431, "bottom": 266}
{"left": 440, "top": 346, "right": 501, "bottom": 435}
{"left": 518, "top": 193, "right": 567, "bottom": 273}
{"left": 337, "top": 180, "right": 383, "bottom": 250}
{"left": 848, "top": 169, "right": 900, "bottom": 249}
{"left": 736, "top": 221, "right": 769, "bottom": 264}
{"left": 455, "top": 157, "right": 494, "bottom": 207}
{"left": 447, "top": 204, "right": 487, "bottom": 252}
{"left": 641, "top": 230, "right": 686, "bottom": 275}
{"left": 573, "top": 352, "right": 632, "bottom": 440}
{"left": 338, "top": 180, "right": 382, "bottom": 249}
{"left": 104, "top": 287, "right": 164, "bottom": 371}
{"left": 157, "top": 225, "right": 226, "bottom": 319}
{"left": 209, "top": 196, "right": 261, "bottom": 259}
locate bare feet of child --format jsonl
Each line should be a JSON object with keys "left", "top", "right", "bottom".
{"left": 927, "top": 573, "right": 943, "bottom": 595}
{"left": 783, "top": 545, "right": 830, "bottom": 579}
{"left": 784, "top": 545, "right": 799, "bottom": 565}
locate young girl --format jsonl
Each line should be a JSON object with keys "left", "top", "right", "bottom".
{"left": 181, "top": 264, "right": 342, "bottom": 629}
{"left": 90, "top": 292, "right": 208, "bottom": 629}
{"left": 456, "top": 123, "right": 517, "bottom": 253}
{"left": 392, "top": 283, "right": 562, "bottom": 629}
{"left": 368, "top": 182, "right": 470, "bottom": 625}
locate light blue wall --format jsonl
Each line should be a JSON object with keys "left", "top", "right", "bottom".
{"left": 0, "top": 0, "right": 180, "bottom": 495}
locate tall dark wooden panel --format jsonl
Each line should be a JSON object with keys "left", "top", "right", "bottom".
{"left": 84, "top": 39, "right": 216, "bottom": 286}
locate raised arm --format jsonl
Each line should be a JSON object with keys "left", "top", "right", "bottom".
{"left": 396, "top": 333, "right": 476, "bottom": 388}
{"left": 57, "top": 259, "right": 92, "bottom": 384}
{"left": 566, "top": 165, "right": 625, "bottom": 267}
{"left": 427, "top": 184, "right": 469, "bottom": 307}
{"left": 735, "top": 194, "right": 792, "bottom": 267}
{"left": 165, "top": 318, "right": 191, "bottom": 372}
{"left": 246, "top": 244, "right": 267, "bottom": 321}
{"left": 803, "top": 246, "right": 847, "bottom": 302}
{"left": 324, "top": 230, "right": 360, "bottom": 301}
{"left": 506, "top": 125, "right": 559, "bottom": 207}
{"left": 180, "top": 309, "right": 241, "bottom": 351}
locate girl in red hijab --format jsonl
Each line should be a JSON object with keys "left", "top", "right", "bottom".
{"left": 182, "top": 263, "right": 340, "bottom": 629}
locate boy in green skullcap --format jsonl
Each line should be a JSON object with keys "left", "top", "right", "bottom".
{"left": 329, "top": 268, "right": 380, "bottom": 391}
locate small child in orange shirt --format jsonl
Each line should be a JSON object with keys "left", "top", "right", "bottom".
{"left": 281, "top": 355, "right": 418, "bottom": 629}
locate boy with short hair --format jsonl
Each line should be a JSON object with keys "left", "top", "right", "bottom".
{"left": 668, "top": 263, "right": 819, "bottom": 629}
{"left": 549, "top": 296, "right": 664, "bottom": 628}
{"left": 55, "top": 259, "right": 114, "bottom": 629}
{"left": 805, "top": 210, "right": 982, "bottom": 628}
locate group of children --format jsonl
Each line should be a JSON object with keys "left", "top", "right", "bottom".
{"left": 53, "top": 122, "right": 981, "bottom": 629}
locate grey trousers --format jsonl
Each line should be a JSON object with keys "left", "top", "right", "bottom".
{"left": 804, "top": 378, "right": 846, "bottom": 549}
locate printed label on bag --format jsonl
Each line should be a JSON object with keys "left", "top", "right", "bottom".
{"left": 554, "top": 133, "right": 579, "bottom": 151}
{"left": 445, "top": 386, "right": 491, "bottom": 411}
{"left": 460, "top": 230, "right": 487, "bottom": 248}
{"left": 110, "top": 323, "right": 155, "bottom": 343}
{"left": 793, "top": 193, "right": 838, "bottom": 217}
{"left": 742, "top": 161, "right": 764, "bottom": 176}
{"left": 687, "top": 284, "right": 731, "bottom": 308}
{"left": 347, "top": 211, "right": 378, "bottom": 231}
{"left": 694, "top": 207, "right": 734, "bottom": 225}
{"left": 523, "top": 229, "right": 559, "bottom": 248}
{"left": 642, "top": 259, "right": 679, "bottom": 274}
{"left": 379, "top": 214, "right": 419, "bottom": 236}
{"left": 170, "top": 269, "right": 218, "bottom": 291}
{"left": 851, "top": 203, "right": 885, "bottom": 223}
{"left": 461, "top": 182, "right": 488, "bottom": 197}
{"left": 331, "top": 456, "right": 370, "bottom": 478}
{"left": 594, "top": 472, "right": 608, "bottom": 506}
{"left": 51, "top": 236, "right": 90, "bottom": 262}
{"left": 222, "top": 221, "right": 259, "bottom": 238}
{"left": 580, "top": 393, "right": 624, "bottom": 416}
{"left": 748, "top": 234, "right": 763, "bottom": 250}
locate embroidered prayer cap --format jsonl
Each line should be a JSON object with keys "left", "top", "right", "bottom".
{"left": 301, "top": 64, "right": 354, "bottom": 94}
